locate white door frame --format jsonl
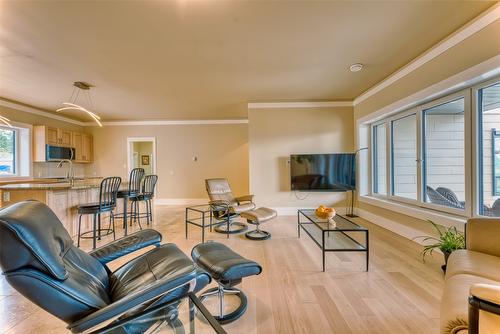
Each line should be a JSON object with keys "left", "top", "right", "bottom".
{"left": 126, "top": 137, "right": 157, "bottom": 175}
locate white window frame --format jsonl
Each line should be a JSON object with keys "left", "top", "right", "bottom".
{"left": 387, "top": 107, "right": 420, "bottom": 206}
{"left": 472, "top": 76, "right": 500, "bottom": 217}
{"left": 369, "top": 89, "right": 472, "bottom": 218}
{"left": 371, "top": 121, "right": 388, "bottom": 197}
{"left": 0, "top": 122, "right": 32, "bottom": 181}
{"left": 419, "top": 89, "right": 472, "bottom": 217}
{"left": 0, "top": 126, "right": 19, "bottom": 178}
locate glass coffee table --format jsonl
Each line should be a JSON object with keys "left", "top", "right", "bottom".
{"left": 297, "top": 209, "right": 369, "bottom": 272}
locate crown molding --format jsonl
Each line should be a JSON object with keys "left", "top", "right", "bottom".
{"left": 0, "top": 98, "right": 85, "bottom": 126}
{"left": 353, "top": 3, "right": 500, "bottom": 106}
{"left": 83, "top": 119, "right": 249, "bottom": 126}
{"left": 357, "top": 54, "right": 500, "bottom": 124}
{"left": 247, "top": 101, "right": 353, "bottom": 109}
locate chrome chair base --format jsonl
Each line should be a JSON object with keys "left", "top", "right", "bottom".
{"left": 199, "top": 284, "right": 247, "bottom": 324}
{"left": 245, "top": 227, "right": 271, "bottom": 240}
{"left": 213, "top": 221, "right": 248, "bottom": 234}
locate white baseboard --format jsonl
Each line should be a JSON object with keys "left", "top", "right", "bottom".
{"left": 270, "top": 206, "right": 348, "bottom": 216}
{"left": 155, "top": 198, "right": 207, "bottom": 206}
{"left": 270, "top": 206, "right": 426, "bottom": 245}
{"left": 355, "top": 208, "right": 426, "bottom": 245}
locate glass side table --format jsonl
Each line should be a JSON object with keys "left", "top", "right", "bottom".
{"left": 297, "top": 209, "right": 369, "bottom": 272}
{"left": 185, "top": 204, "right": 229, "bottom": 243}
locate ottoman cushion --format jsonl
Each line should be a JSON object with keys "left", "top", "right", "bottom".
{"left": 241, "top": 207, "right": 277, "bottom": 223}
{"left": 191, "top": 242, "right": 262, "bottom": 282}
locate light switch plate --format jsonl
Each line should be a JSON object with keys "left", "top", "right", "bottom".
{"left": 3, "top": 192, "right": 10, "bottom": 202}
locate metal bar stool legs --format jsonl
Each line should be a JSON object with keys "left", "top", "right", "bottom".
{"left": 136, "top": 201, "right": 143, "bottom": 230}
{"left": 77, "top": 212, "right": 115, "bottom": 249}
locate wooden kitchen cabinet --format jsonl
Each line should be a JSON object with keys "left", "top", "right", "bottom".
{"left": 72, "top": 132, "right": 93, "bottom": 163}
{"left": 41, "top": 126, "right": 72, "bottom": 146}
{"left": 34, "top": 125, "right": 93, "bottom": 163}
{"left": 1, "top": 186, "right": 100, "bottom": 237}
{"left": 46, "top": 126, "right": 59, "bottom": 145}
{"left": 60, "top": 129, "right": 72, "bottom": 146}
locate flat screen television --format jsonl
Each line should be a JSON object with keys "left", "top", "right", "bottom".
{"left": 290, "top": 153, "right": 355, "bottom": 191}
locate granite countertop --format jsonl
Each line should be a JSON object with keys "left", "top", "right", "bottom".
{"left": 0, "top": 177, "right": 103, "bottom": 190}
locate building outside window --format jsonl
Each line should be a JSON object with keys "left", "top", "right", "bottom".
{"left": 423, "top": 98, "right": 465, "bottom": 211}
{"left": 372, "top": 123, "right": 387, "bottom": 195}
{"left": 478, "top": 82, "right": 500, "bottom": 216}
{"left": 391, "top": 114, "right": 417, "bottom": 200}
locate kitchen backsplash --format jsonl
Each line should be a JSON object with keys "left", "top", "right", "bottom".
{"left": 33, "top": 162, "right": 97, "bottom": 178}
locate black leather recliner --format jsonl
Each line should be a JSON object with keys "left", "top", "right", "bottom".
{"left": 0, "top": 200, "right": 211, "bottom": 333}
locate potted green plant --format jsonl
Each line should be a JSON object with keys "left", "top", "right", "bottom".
{"left": 414, "top": 220, "right": 465, "bottom": 271}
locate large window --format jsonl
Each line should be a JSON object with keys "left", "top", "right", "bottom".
{"left": 423, "top": 98, "right": 465, "bottom": 210}
{"left": 370, "top": 88, "right": 472, "bottom": 216}
{"left": 391, "top": 114, "right": 417, "bottom": 200}
{"left": 478, "top": 82, "right": 500, "bottom": 216}
{"left": 492, "top": 129, "right": 500, "bottom": 196}
{"left": 373, "top": 123, "right": 387, "bottom": 195}
{"left": 0, "top": 127, "right": 16, "bottom": 176}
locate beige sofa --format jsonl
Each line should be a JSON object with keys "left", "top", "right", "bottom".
{"left": 441, "top": 218, "right": 500, "bottom": 334}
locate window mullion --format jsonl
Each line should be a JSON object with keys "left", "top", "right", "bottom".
{"left": 386, "top": 120, "right": 392, "bottom": 197}
{"left": 464, "top": 89, "right": 472, "bottom": 217}
{"left": 416, "top": 109, "right": 423, "bottom": 204}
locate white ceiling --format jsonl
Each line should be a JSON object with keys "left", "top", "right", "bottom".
{"left": 0, "top": 1, "right": 495, "bottom": 121}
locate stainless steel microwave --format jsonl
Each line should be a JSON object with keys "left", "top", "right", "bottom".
{"left": 46, "top": 145, "right": 75, "bottom": 161}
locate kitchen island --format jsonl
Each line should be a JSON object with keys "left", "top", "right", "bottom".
{"left": 0, "top": 178, "right": 105, "bottom": 237}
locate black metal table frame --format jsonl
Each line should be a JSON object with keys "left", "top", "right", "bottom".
{"left": 89, "top": 292, "right": 227, "bottom": 334}
{"left": 297, "top": 210, "right": 369, "bottom": 272}
{"left": 185, "top": 205, "right": 230, "bottom": 243}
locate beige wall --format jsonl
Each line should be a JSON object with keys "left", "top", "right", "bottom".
{"left": 88, "top": 124, "right": 249, "bottom": 199}
{"left": 354, "top": 18, "right": 500, "bottom": 233}
{"left": 249, "top": 107, "right": 354, "bottom": 209}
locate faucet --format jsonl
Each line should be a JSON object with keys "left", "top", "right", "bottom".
{"left": 56, "top": 159, "right": 75, "bottom": 186}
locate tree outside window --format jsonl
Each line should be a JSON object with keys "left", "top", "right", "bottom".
{"left": 0, "top": 128, "right": 16, "bottom": 176}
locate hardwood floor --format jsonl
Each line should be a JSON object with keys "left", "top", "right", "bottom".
{"left": 0, "top": 205, "right": 445, "bottom": 333}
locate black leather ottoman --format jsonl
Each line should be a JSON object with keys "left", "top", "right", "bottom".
{"left": 191, "top": 242, "right": 262, "bottom": 324}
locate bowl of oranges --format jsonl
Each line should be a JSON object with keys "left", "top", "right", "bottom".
{"left": 315, "top": 205, "right": 336, "bottom": 220}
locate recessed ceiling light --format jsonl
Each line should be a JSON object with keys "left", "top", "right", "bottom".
{"left": 349, "top": 63, "right": 363, "bottom": 72}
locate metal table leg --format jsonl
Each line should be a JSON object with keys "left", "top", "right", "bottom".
{"left": 185, "top": 207, "right": 189, "bottom": 239}
{"left": 202, "top": 211, "right": 205, "bottom": 243}
{"left": 322, "top": 230, "right": 325, "bottom": 272}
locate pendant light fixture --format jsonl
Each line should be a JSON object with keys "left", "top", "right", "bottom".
{"left": 56, "top": 82, "right": 102, "bottom": 127}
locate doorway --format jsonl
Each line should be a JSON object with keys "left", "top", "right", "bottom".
{"left": 127, "top": 137, "right": 156, "bottom": 175}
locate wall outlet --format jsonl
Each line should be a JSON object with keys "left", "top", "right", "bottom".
{"left": 3, "top": 192, "right": 10, "bottom": 202}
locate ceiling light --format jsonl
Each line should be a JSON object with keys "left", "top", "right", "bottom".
{"left": 56, "top": 82, "right": 102, "bottom": 127}
{"left": 0, "top": 115, "right": 12, "bottom": 127}
{"left": 349, "top": 63, "right": 363, "bottom": 72}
